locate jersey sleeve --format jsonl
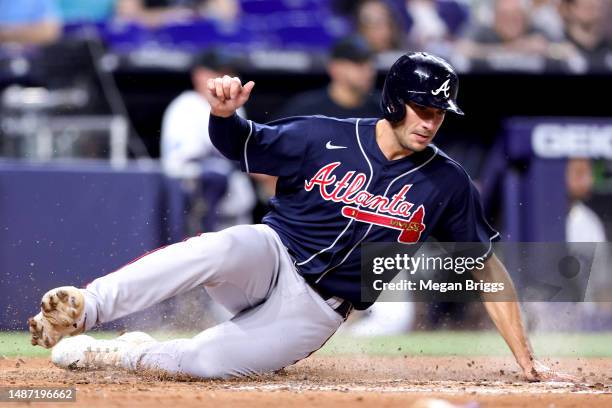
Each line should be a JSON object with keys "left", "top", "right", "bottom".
{"left": 432, "top": 175, "right": 500, "bottom": 259}
{"left": 210, "top": 113, "right": 312, "bottom": 178}
{"left": 242, "top": 117, "right": 314, "bottom": 177}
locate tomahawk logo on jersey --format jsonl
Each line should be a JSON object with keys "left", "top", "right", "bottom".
{"left": 209, "top": 114, "right": 499, "bottom": 309}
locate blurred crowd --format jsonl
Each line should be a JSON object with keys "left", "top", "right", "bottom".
{"left": 0, "top": 0, "right": 611, "bottom": 73}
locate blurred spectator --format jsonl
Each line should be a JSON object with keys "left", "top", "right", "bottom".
{"left": 161, "top": 49, "right": 255, "bottom": 232}
{"left": 565, "top": 158, "right": 612, "bottom": 326}
{"left": 606, "top": 0, "right": 612, "bottom": 42}
{"left": 457, "top": 0, "right": 551, "bottom": 59}
{"left": 116, "top": 0, "right": 239, "bottom": 27}
{"left": 0, "top": 0, "right": 61, "bottom": 46}
{"left": 200, "top": 0, "right": 240, "bottom": 22}
{"left": 55, "top": 0, "right": 116, "bottom": 23}
{"left": 454, "top": 0, "right": 589, "bottom": 71}
{"left": 566, "top": 158, "right": 606, "bottom": 242}
{"left": 407, "top": 0, "right": 448, "bottom": 49}
{"left": 405, "top": 0, "right": 468, "bottom": 52}
{"left": 277, "top": 36, "right": 381, "bottom": 119}
{"left": 355, "top": 0, "right": 405, "bottom": 53}
{"left": 529, "top": 0, "right": 565, "bottom": 41}
{"left": 559, "top": 0, "right": 612, "bottom": 71}
{"left": 529, "top": 158, "right": 609, "bottom": 331}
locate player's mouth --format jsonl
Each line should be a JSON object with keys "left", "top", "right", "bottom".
{"left": 413, "top": 133, "right": 431, "bottom": 143}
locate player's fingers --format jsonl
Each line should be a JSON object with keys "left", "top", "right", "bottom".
{"left": 206, "top": 78, "right": 216, "bottom": 93}
{"left": 237, "top": 80, "right": 255, "bottom": 104}
{"left": 222, "top": 75, "right": 232, "bottom": 99}
{"left": 202, "top": 79, "right": 221, "bottom": 106}
{"left": 214, "top": 77, "right": 225, "bottom": 102}
{"left": 243, "top": 80, "right": 255, "bottom": 95}
{"left": 229, "top": 77, "right": 241, "bottom": 99}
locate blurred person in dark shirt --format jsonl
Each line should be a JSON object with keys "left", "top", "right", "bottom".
{"left": 355, "top": 0, "right": 405, "bottom": 53}
{"left": 560, "top": 0, "right": 612, "bottom": 71}
{"left": 277, "top": 36, "right": 381, "bottom": 119}
{"left": 116, "top": 0, "right": 239, "bottom": 27}
{"left": 0, "top": 0, "right": 61, "bottom": 45}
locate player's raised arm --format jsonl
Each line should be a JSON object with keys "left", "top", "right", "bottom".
{"left": 206, "top": 75, "right": 310, "bottom": 178}
{"left": 205, "top": 75, "right": 255, "bottom": 161}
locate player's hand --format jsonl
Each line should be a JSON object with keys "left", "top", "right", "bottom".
{"left": 203, "top": 75, "right": 255, "bottom": 118}
{"left": 523, "top": 360, "right": 578, "bottom": 383}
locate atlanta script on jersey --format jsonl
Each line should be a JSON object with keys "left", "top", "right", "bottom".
{"left": 209, "top": 114, "right": 499, "bottom": 309}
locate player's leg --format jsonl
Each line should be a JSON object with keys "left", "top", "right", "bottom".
{"left": 52, "top": 239, "right": 345, "bottom": 378}
{"left": 29, "top": 224, "right": 280, "bottom": 348}
{"left": 131, "top": 276, "right": 344, "bottom": 378}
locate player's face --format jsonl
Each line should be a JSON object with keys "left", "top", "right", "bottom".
{"left": 393, "top": 102, "right": 446, "bottom": 153}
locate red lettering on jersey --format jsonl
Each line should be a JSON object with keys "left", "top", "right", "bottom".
{"left": 304, "top": 162, "right": 339, "bottom": 200}
{"left": 343, "top": 174, "right": 367, "bottom": 200}
{"left": 305, "top": 163, "right": 426, "bottom": 242}
{"left": 385, "top": 185, "right": 414, "bottom": 216}
{"left": 329, "top": 171, "right": 355, "bottom": 201}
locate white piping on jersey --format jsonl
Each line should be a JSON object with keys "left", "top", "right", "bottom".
{"left": 315, "top": 146, "right": 440, "bottom": 284}
{"left": 243, "top": 120, "right": 254, "bottom": 173}
{"left": 482, "top": 231, "right": 500, "bottom": 259}
{"left": 297, "top": 119, "right": 372, "bottom": 267}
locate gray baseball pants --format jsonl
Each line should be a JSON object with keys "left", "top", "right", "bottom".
{"left": 80, "top": 224, "right": 344, "bottom": 378}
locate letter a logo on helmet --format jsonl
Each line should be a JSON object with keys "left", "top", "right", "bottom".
{"left": 431, "top": 79, "right": 451, "bottom": 98}
{"left": 381, "top": 52, "right": 464, "bottom": 123}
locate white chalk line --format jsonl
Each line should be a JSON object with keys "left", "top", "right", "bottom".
{"left": 225, "top": 381, "right": 610, "bottom": 395}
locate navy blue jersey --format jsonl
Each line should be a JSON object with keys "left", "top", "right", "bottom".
{"left": 209, "top": 114, "right": 499, "bottom": 309}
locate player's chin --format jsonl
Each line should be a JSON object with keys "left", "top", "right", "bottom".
{"left": 404, "top": 138, "right": 430, "bottom": 152}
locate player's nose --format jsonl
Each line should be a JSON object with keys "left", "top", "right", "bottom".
{"left": 420, "top": 120, "right": 434, "bottom": 132}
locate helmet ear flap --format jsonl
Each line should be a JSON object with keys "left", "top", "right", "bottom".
{"left": 381, "top": 86, "right": 406, "bottom": 123}
{"left": 381, "top": 57, "right": 408, "bottom": 123}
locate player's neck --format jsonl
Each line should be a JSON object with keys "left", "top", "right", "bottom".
{"left": 375, "top": 120, "right": 414, "bottom": 161}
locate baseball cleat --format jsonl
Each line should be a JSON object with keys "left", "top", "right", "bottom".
{"left": 51, "top": 331, "right": 156, "bottom": 370}
{"left": 27, "top": 286, "right": 85, "bottom": 348}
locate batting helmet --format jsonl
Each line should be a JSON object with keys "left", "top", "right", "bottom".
{"left": 381, "top": 52, "right": 464, "bottom": 123}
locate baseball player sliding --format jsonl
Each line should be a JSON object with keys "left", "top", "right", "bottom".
{"left": 28, "top": 52, "right": 574, "bottom": 382}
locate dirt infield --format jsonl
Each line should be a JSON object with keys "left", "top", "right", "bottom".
{"left": 1, "top": 355, "right": 611, "bottom": 407}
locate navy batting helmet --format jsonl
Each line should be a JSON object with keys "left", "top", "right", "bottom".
{"left": 381, "top": 52, "right": 464, "bottom": 123}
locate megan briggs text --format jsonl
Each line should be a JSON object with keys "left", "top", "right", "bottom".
{"left": 373, "top": 279, "right": 505, "bottom": 293}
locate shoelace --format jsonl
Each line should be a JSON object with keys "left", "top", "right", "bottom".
{"left": 83, "top": 343, "right": 124, "bottom": 368}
